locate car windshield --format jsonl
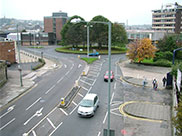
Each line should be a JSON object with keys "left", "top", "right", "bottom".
{"left": 80, "top": 99, "right": 93, "bottom": 107}
{"left": 105, "top": 71, "right": 112, "bottom": 76}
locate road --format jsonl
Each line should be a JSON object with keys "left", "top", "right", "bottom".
{"left": 0, "top": 46, "right": 85, "bottom": 136}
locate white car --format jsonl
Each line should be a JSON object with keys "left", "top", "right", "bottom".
{"left": 77, "top": 93, "right": 99, "bottom": 117}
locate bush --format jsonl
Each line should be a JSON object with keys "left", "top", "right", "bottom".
{"left": 154, "top": 59, "right": 172, "bottom": 67}
{"left": 171, "top": 62, "right": 182, "bottom": 78}
{"left": 154, "top": 51, "right": 173, "bottom": 62}
{"left": 32, "top": 58, "right": 45, "bottom": 70}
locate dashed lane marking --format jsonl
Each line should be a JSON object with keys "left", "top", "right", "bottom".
{"left": 47, "top": 117, "right": 56, "bottom": 129}
{"left": 59, "top": 108, "right": 68, "bottom": 116}
{"left": 0, "top": 118, "right": 15, "bottom": 131}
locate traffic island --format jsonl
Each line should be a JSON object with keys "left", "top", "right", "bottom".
{"left": 58, "top": 86, "right": 81, "bottom": 108}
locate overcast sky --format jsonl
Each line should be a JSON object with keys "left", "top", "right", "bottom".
{"left": 1, "top": 0, "right": 182, "bottom": 25}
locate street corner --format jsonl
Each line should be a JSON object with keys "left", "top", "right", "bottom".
{"left": 119, "top": 101, "right": 168, "bottom": 123}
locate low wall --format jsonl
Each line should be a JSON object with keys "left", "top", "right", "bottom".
{"left": 0, "top": 63, "right": 7, "bottom": 87}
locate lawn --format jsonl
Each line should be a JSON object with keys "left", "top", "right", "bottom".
{"left": 81, "top": 57, "right": 98, "bottom": 64}
{"left": 55, "top": 46, "right": 127, "bottom": 54}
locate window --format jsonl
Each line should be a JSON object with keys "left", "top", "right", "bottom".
{"left": 94, "top": 96, "right": 98, "bottom": 105}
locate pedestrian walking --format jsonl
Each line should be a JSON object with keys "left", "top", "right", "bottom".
{"left": 152, "top": 78, "right": 158, "bottom": 90}
{"left": 162, "top": 77, "right": 167, "bottom": 87}
{"left": 143, "top": 78, "right": 147, "bottom": 88}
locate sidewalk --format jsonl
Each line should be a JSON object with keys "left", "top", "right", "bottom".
{"left": 119, "top": 60, "right": 172, "bottom": 136}
{"left": 0, "top": 51, "right": 60, "bottom": 109}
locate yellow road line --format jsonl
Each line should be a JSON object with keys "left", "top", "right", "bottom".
{"left": 119, "top": 101, "right": 162, "bottom": 123}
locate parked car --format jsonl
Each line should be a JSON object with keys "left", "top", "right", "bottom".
{"left": 104, "top": 71, "right": 114, "bottom": 82}
{"left": 89, "top": 49, "right": 99, "bottom": 56}
{"left": 77, "top": 93, "right": 99, "bottom": 117}
{"left": 89, "top": 52, "right": 99, "bottom": 56}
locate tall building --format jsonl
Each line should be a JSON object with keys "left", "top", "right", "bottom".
{"left": 152, "top": 2, "right": 182, "bottom": 33}
{"left": 44, "top": 11, "right": 68, "bottom": 44}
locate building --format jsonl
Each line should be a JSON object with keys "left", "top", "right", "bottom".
{"left": 0, "top": 41, "right": 16, "bottom": 64}
{"left": 21, "top": 32, "right": 51, "bottom": 46}
{"left": 152, "top": 2, "right": 182, "bottom": 33}
{"left": 44, "top": 11, "right": 68, "bottom": 44}
{"left": 127, "top": 30, "right": 166, "bottom": 42}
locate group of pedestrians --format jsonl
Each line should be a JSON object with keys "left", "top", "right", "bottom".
{"left": 143, "top": 76, "right": 167, "bottom": 91}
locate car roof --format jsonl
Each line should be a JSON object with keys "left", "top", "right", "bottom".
{"left": 83, "top": 93, "right": 97, "bottom": 100}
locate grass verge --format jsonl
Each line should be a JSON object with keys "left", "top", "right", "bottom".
{"left": 81, "top": 57, "right": 98, "bottom": 64}
{"left": 55, "top": 46, "right": 127, "bottom": 54}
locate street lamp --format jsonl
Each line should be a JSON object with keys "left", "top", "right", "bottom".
{"left": 78, "top": 20, "right": 112, "bottom": 135}
{"left": 85, "top": 23, "right": 93, "bottom": 58}
{"left": 17, "top": 25, "right": 23, "bottom": 86}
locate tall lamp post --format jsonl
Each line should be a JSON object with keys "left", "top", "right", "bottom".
{"left": 17, "top": 25, "right": 23, "bottom": 87}
{"left": 85, "top": 21, "right": 112, "bottom": 136}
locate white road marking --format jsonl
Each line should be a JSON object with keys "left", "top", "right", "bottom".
{"left": 32, "top": 130, "right": 37, "bottom": 136}
{"left": 25, "top": 107, "right": 57, "bottom": 135}
{"left": 24, "top": 107, "right": 43, "bottom": 126}
{"left": 103, "top": 112, "right": 108, "bottom": 124}
{"left": 57, "top": 77, "right": 64, "bottom": 84}
{"left": 78, "top": 64, "right": 82, "bottom": 68}
{"left": 81, "top": 86, "right": 89, "bottom": 91}
{"left": 69, "top": 105, "right": 79, "bottom": 115}
{"left": 65, "top": 71, "right": 70, "bottom": 75}
{"left": 47, "top": 118, "right": 56, "bottom": 129}
{"left": 78, "top": 92, "right": 84, "bottom": 97}
{"left": 80, "top": 79, "right": 92, "bottom": 86}
{"left": 72, "top": 101, "right": 78, "bottom": 106}
{"left": 59, "top": 108, "right": 68, "bottom": 116}
{"left": 49, "top": 122, "right": 63, "bottom": 136}
{"left": 114, "top": 82, "right": 117, "bottom": 90}
{"left": 45, "top": 85, "right": 56, "bottom": 94}
{"left": 0, "top": 118, "right": 15, "bottom": 131}
{"left": 97, "top": 131, "right": 101, "bottom": 136}
{"left": 92, "top": 79, "right": 97, "bottom": 86}
{"left": 26, "top": 97, "right": 41, "bottom": 111}
{"left": 110, "top": 93, "right": 115, "bottom": 104}
{"left": 0, "top": 105, "right": 15, "bottom": 119}
{"left": 82, "top": 76, "right": 95, "bottom": 81}
{"left": 64, "top": 64, "right": 67, "bottom": 68}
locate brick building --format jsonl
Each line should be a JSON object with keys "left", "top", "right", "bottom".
{"left": 0, "top": 41, "right": 16, "bottom": 63}
{"left": 44, "top": 11, "right": 68, "bottom": 44}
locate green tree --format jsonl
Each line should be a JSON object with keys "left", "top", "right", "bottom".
{"left": 61, "top": 15, "right": 85, "bottom": 46}
{"left": 90, "top": 15, "right": 111, "bottom": 49}
{"left": 112, "top": 23, "right": 128, "bottom": 47}
{"left": 157, "top": 35, "right": 179, "bottom": 52}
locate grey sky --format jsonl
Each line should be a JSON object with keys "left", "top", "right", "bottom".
{"left": 1, "top": 0, "right": 182, "bottom": 25}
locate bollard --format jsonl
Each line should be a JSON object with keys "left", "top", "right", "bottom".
{"left": 61, "top": 98, "right": 65, "bottom": 105}
{"left": 78, "top": 55, "right": 80, "bottom": 59}
{"left": 82, "top": 71, "right": 85, "bottom": 76}
{"left": 75, "top": 80, "right": 79, "bottom": 87}
{"left": 98, "top": 55, "right": 101, "bottom": 59}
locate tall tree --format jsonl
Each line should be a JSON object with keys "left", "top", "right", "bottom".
{"left": 127, "top": 40, "right": 140, "bottom": 62}
{"left": 157, "top": 35, "right": 179, "bottom": 52}
{"left": 112, "top": 23, "right": 128, "bottom": 47}
{"left": 90, "top": 15, "right": 111, "bottom": 49}
{"left": 61, "top": 15, "right": 85, "bottom": 46}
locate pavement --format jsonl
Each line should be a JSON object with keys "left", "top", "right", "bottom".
{"left": 0, "top": 51, "right": 60, "bottom": 109}
{"left": 118, "top": 60, "right": 172, "bottom": 136}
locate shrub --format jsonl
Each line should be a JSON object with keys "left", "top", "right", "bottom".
{"left": 154, "top": 51, "right": 173, "bottom": 62}
{"left": 154, "top": 59, "right": 172, "bottom": 67}
{"left": 32, "top": 58, "right": 45, "bottom": 70}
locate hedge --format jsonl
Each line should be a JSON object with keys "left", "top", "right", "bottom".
{"left": 32, "top": 58, "right": 45, "bottom": 71}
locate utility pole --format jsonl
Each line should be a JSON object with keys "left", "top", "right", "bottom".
{"left": 17, "top": 24, "right": 23, "bottom": 87}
